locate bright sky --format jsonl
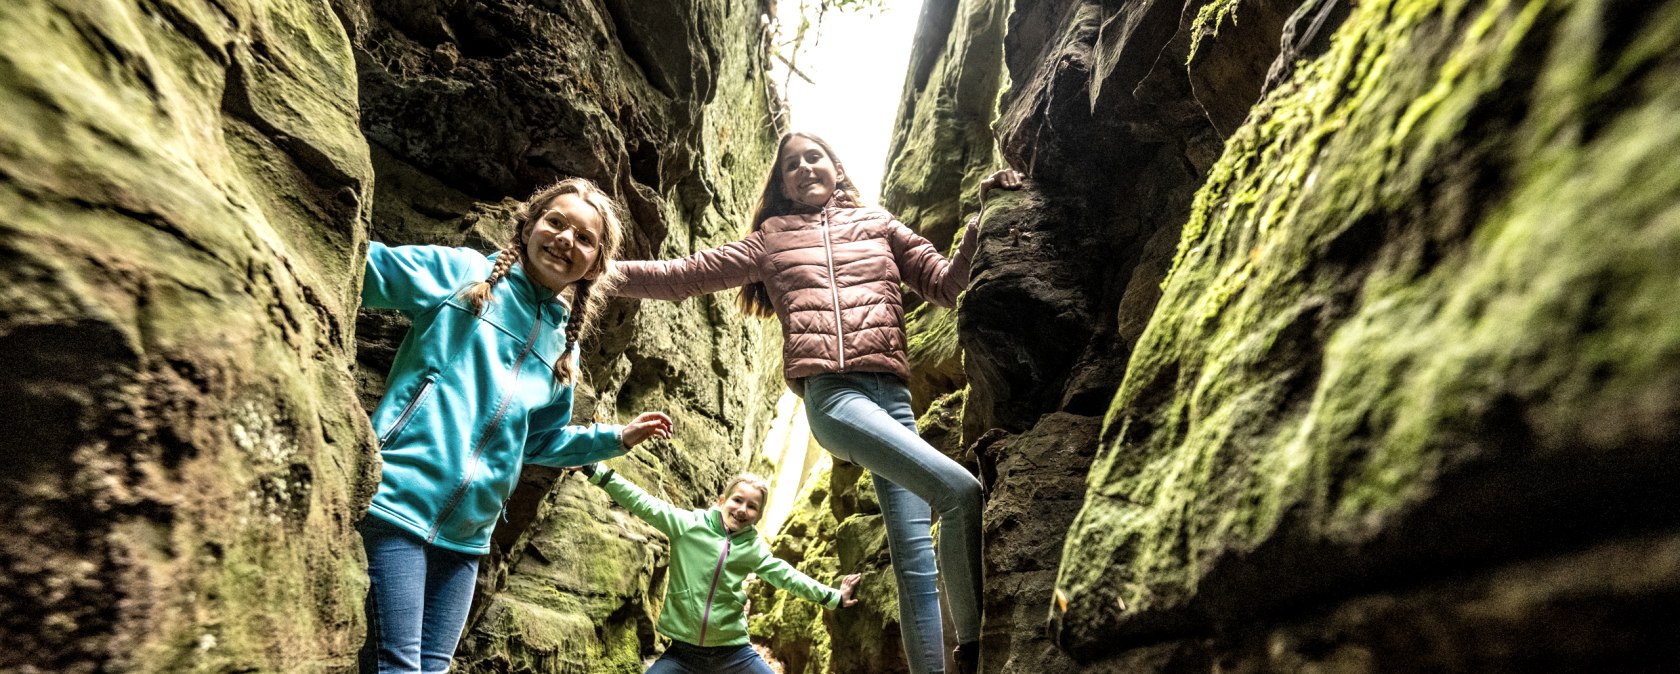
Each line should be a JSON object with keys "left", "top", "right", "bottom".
{"left": 772, "top": 1, "right": 926, "bottom": 203}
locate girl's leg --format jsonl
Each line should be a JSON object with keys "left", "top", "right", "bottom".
{"left": 719, "top": 644, "right": 779, "bottom": 674}
{"left": 418, "top": 545, "right": 480, "bottom": 674}
{"left": 874, "top": 384, "right": 985, "bottom": 648}
{"left": 872, "top": 477, "right": 944, "bottom": 674}
{"left": 359, "top": 518, "right": 428, "bottom": 674}
{"left": 645, "top": 643, "right": 697, "bottom": 674}
{"left": 804, "top": 373, "right": 986, "bottom": 670}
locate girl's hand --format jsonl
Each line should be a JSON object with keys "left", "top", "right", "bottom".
{"left": 621, "top": 411, "right": 674, "bottom": 448}
{"left": 979, "top": 168, "right": 1025, "bottom": 202}
{"left": 839, "top": 573, "right": 862, "bottom": 608}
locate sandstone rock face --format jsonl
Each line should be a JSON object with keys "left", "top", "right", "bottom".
{"left": 960, "top": 0, "right": 1274, "bottom": 671}
{"left": 12, "top": 0, "right": 1675, "bottom": 672}
{"left": 889, "top": 0, "right": 1010, "bottom": 415}
{"left": 1, "top": 1, "right": 376, "bottom": 671}
{"left": 1053, "top": 0, "right": 1680, "bottom": 671}
{"left": 858, "top": 0, "right": 1678, "bottom": 672}
{"left": 335, "top": 0, "right": 788, "bottom": 671}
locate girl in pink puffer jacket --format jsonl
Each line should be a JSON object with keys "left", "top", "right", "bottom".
{"left": 610, "top": 132, "right": 1021, "bottom": 674}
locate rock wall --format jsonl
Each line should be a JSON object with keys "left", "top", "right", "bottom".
{"left": 852, "top": 0, "right": 1678, "bottom": 672}
{"left": 965, "top": 0, "right": 1271, "bottom": 668}
{"left": 1, "top": 0, "right": 375, "bottom": 671}
{"left": 1054, "top": 0, "right": 1680, "bottom": 670}
{"left": 11, "top": 0, "right": 1675, "bottom": 672}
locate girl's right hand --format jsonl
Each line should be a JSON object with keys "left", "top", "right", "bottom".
{"left": 621, "top": 411, "right": 674, "bottom": 448}
{"left": 979, "top": 168, "right": 1025, "bottom": 202}
{"left": 838, "top": 573, "right": 862, "bottom": 608}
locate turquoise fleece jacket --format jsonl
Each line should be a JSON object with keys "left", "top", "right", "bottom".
{"left": 363, "top": 242, "right": 625, "bottom": 554}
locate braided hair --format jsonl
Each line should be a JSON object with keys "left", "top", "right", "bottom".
{"left": 461, "top": 177, "right": 626, "bottom": 385}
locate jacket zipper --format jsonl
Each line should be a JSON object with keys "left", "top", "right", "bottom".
{"left": 697, "top": 529, "right": 733, "bottom": 647}
{"left": 428, "top": 316, "right": 548, "bottom": 543}
{"left": 379, "top": 376, "right": 436, "bottom": 447}
{"left": 819, "top": 208, "right": 847, "bottom": 369}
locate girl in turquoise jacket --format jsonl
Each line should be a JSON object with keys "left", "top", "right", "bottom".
{"left": 576, "top": 463, "right": 861, "bottom": 673}
{"left": 359, "top": 178, "right": 674, "bottom": 674}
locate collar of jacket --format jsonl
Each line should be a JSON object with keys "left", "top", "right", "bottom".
{"left": 706, "top": 507, "right": 759, "bottom": 540}
{"left": 487, "top": 252, "right": 571, "bottom": 326}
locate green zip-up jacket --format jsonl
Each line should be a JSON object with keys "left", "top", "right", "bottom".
{"left": 588, "top": 470, "right": 843, "bottom": 646}
{"left": 363, "top": 242, "right": 626, "bottom": 555}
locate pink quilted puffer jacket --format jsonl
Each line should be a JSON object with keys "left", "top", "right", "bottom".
{"left": 610, "top": 204, "right": 979, "bottom": 394}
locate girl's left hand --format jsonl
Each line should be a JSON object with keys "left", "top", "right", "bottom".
{"left": 622, "top": 411, "right": 674, "bottom": 448}
{"left": 838, "top": 573, "right": 862, "bottom": 608}
{"left": 979, "top": 168, "right": 1025, "bottom": 201}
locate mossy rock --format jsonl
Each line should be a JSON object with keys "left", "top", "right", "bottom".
{"left": 1056, "top": 0, "right": 1680, "bottom": 662}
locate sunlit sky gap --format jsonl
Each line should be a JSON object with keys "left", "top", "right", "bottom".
{"left": 771, "top": 1, "right": 926, "bottom": 204}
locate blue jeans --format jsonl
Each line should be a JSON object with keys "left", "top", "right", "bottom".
{"left": 803, "top": 372, "right": 984, "bottom": 674}
{"left": 645, "top": 641, "right": 776, "bottom": 673}
{"left": 358, "top": 517, "right": 480, "bottom": 674}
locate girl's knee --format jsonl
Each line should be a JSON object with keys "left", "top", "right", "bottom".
{"left": 933, "top": 472, "right": 983, "bottom": 516}
{"left": 954, "top": 474, "right": 983, "bottom": 509}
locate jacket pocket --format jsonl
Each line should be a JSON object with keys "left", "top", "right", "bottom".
{"left": 379, "top": 374, "right": 438, "bottom": 448}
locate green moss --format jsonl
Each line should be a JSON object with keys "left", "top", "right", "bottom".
{"left": 1, "top": 1, "right": 374, "bottom": 670}
{"left": 906, "top": 301, "right": 961, "bottom": 374}
{"left": 881, "top": 0, "right": 1009, "bottom": 247}
{"left": 1060, "top": 0, "right": 1680, "bottom": 640}
{"left": 1188, "top": 0, "right": 1243, "bottom": 63}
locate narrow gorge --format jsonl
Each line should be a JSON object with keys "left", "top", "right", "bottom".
{"left": 2, "top": 0, "right": 1675, "bottom": 672}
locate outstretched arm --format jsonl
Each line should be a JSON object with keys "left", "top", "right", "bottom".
{"left": 754, "top": 553, "right": 859, "bottom": 610}
{"left": 892, "top": 168, "right": 1025, "bottom": 307}
{"left": 526, "top": 421, "right": 627, "bottom": 468}
{"left": 580, "top": 466, "right": 693, "bottom": 538}
{"left": 890, "top": 221, "right": 977, "bottom": 308}
{"left": 609, "top": 232, "right": 766, "bottom": 301}
{"left": 362, "top": 242, "right": 481, "bottom": 315}
{"left": 529, "top": 411, "right": 670, "bottom": 468}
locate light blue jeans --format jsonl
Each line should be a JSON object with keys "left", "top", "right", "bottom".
{"left": 803, "top": 372, "right": 983, "bottom": 674}
{"left": 358, "top": 517, "right": 480, "bottom": 674}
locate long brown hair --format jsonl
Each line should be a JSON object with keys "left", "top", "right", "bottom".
{"left": 737, "top": 132, "right": 864, "bottom": 318}
{"left": 461, "top": 178, "right": 626, "bottom": 384}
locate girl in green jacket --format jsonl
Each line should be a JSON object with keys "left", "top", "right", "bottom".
{"left": 576, "top": 463, "right": 861, "bottom": 673}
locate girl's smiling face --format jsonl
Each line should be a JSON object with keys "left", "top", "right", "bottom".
{"left": 522, "top": 193, "right": 604, "bottom": 293}
{"left": 778, "top": 135, "right": 845, "bottom": 209}
{"left": 718, "top": 483, "right": 765, "bottom": 532}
